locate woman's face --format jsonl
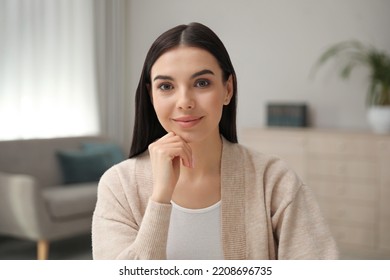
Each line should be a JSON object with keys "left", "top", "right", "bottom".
{"left": 150, "top": 46, "right": 233, "bottom": 143}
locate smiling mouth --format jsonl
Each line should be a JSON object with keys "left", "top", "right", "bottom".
{"left": 173, "top": 116, "right": 203, "bottom": 122}
{"left": 172, "top": 116, "right": 204, "bottom": 127}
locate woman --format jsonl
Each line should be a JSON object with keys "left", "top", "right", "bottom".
{"left": 92, "top": 22, "right": 338, "bottom": 260}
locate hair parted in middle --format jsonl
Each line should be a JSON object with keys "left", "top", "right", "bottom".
{"left": 129, "top": 22, "right": 238, "bottom": 158}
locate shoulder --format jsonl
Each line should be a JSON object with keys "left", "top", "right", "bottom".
{"left": 234, "top": 142, "right": 304, "bottom": 204}
{"left": 101, "top": 150, "right": 151, "bottom": 180}
{"left": 98, "top": 151, "right": 152, "bottom": 199}
{"left": 227, "top": 140, "right": 291, "bottom": 174}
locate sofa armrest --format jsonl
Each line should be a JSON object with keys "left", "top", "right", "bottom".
{"left": 0, "top": 172, "right": 47, "bottom": 239}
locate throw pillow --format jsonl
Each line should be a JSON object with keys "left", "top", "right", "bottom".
{"left": 82, "top": 142, "right": 125, "bottom": 166}
{"left": 56, "top": 150, "right": 110, "bottom": 184}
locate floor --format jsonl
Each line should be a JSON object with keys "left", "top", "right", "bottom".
{"left": 0, "top": 235, "right": 92, "bottom": 260}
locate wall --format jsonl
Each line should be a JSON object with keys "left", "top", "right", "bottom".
{"left": 126, "top": 0, "right": 390, "bottom": 132}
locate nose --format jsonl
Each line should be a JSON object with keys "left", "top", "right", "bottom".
{"left": 177, "top": 88, "right": 195, "bottom": 110}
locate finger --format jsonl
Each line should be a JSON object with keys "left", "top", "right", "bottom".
{"left": 150, "top": 132, "right": 193, "bottom": 168}
{"left": 156, "top": 131, "right": 176, "bottom": 142}
{"left": 163, "top": 141, "right": 192, "bottom": 168}
{"left": 163, "top": 135, "right": 192, "bottom": 168}
{"left": 148, "top": 132, "right": 175, "bottom": 151}
{"left": 172, "top": 136, "right": 193, "bottom": 168}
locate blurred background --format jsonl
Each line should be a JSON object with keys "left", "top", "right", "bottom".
{"left": 1, "top": 0, "right": 390, "bottom": 260}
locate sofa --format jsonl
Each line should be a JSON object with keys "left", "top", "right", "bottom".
{"left": 0, "top": 136, "right": 125, "bottom": 259}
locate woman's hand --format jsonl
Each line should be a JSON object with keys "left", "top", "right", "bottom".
{"left": 148, "top": 132, "right": 193, "bottom": 204}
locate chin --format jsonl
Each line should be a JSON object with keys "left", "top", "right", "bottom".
{"left": 162, "top": 123, "right": 220, "bottom": 144}
{"left": 173, "top": 131, "right": 201, "bottom": 143}
{"left": 174, "top": 129, "right": 220, "bottom": 145}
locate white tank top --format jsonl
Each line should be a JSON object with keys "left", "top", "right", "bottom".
{"left": 166, "top": 200, "right": 224, "bottom": 260}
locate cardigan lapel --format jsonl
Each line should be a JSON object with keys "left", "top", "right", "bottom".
{"left": 221, "top": 138, "right": 246, "bottom": 259}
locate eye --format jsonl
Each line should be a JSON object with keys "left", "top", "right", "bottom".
{"left": 158, "top": 83, "right": 174, "bottom": 91}
{"left": 195, "top": 79, "right": 210, "bottom": 88}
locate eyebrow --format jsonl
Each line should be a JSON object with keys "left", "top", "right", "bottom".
{"left": 152, "top": 69, "right": 215, "bottom": 82}
{"left": 191, "top": 69, "right": 215, "bottom": 79}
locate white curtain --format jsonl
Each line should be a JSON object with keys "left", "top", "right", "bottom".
{"left": 94, "top": 0, "right": 130, "bottom": 151}
{"left": 0, "top": 0, "right": 99, "bottom": 140}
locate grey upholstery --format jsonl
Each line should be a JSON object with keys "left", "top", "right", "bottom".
{"left": 0, "top": 136, "right": 117, "bottom": 258}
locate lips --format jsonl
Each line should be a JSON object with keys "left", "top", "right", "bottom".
{"left": 173, "top": 116, "right": 203, "bottom": 122}
{"left": 172, "top": 116, "right": 204, "bottom": 128}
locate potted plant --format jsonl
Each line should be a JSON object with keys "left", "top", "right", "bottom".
{"left": 313, "top": 40, "right": 390, "bottom": 133}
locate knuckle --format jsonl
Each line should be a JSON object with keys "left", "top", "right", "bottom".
{"left": 148, "top": 143, "right": 155, "bottom": 151}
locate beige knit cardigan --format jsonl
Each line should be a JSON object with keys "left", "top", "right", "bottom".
{"left": 92, "top": 138, "right": 339, "bottom": 259}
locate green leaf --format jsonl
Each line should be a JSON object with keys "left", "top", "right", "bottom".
{"left": 312, "top": 40, "right": 390, "bottom": 105}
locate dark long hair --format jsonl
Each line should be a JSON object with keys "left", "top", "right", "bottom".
{"left": 129, "top": 22, "right": 238, "bottom": 158}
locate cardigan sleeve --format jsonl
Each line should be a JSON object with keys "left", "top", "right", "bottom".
{"left": 273, "top": 183, "right": 339, "bottom": 259}
{"left": 260, "top": 154, "right": 339, "bottom": 260}
{"left": 92, "top": 163, "right": 172, "bottom": 259}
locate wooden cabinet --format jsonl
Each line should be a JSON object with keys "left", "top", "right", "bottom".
{"left": 378, "top": 139, "right": 390, "bottom": 251}
{"left": 239, "top": 127, "right": 390, "bottom": 259}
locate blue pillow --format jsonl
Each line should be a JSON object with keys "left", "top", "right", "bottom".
{"left": 56, "top": 150, "right": 111, "bottom": 184}
{"left": 82, "top": 142, "right": 125, "bottom": 166}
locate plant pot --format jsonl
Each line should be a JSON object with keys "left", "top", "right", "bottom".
{"left": 367, "top": 106, "right": 390, "bottom": 134}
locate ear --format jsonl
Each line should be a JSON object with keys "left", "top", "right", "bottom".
{"left": 223, "top": 75, "right": 233, "bottom": 105}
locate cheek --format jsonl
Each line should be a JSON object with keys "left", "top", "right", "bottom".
{"left": 152, "top": 96, "right": 172, "bottom": 124}
{"left": 204, "top": 93, "right": 225, "bottom": 112}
